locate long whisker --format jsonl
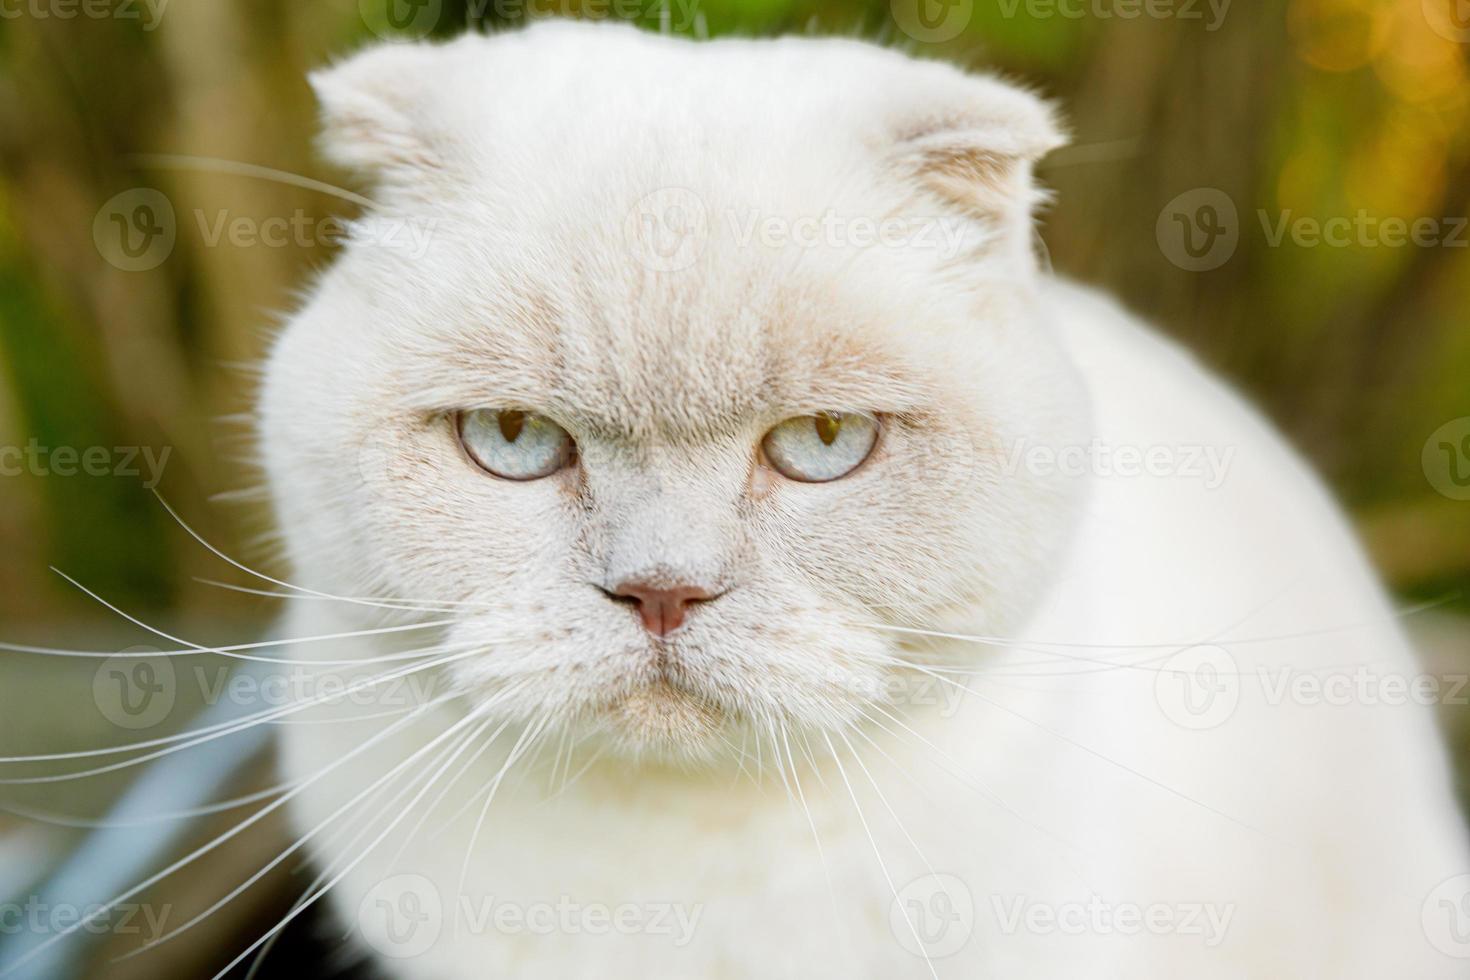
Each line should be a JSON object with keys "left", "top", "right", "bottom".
{"left": 867, "top": 575, "right": 1294, "bottom": 680}
{"left": 864, "top": 593, "right": 1452, "bottom": 655}
{"left": 0, "top": 619, "right": 459, "bottom": 664}
{"left": 544, "top": 737, "right": 607, "bottom": 802}
{"left": 248, "top": 708, "right": 477, "bottom": 979}
{"left": 822, "top": 730, "right": 939, "bottom": 980}
{"left": 0, "top": 646, "right": 479, "bottom": 775}
{"left": 119, "top": 699, "right": 502, "bottom": 958}
{"left": 0, "top": 782, "right": 290, "bottom": 830}
{"left": 237, "top": 756, "right": 422, "bottom": 980}
{"left": 153, "top": 491, "right": 493, "bottom": 614}
{"left": 835, "top": 728, "right": 935, "bottom": 876}
{"left": 860, "top": 701, "right": 1077, "bottom": 857}
{"left": 453, "top": 717, "right": 550, "bottom": 909}
{"left": 46, "top": 567, "right": 460, "bottom": 667}
{"left": 854, "top": 707, "right": 1097, "bottom": 894}
{"left": 0, "top": 689, "right": 464, "bottom": 979}
{"left": 780, "top": 722, "right": 847, "bottom": 946}
{"left": 201, "top": 706, "right": 522, "bottom": 980}
{"left": 902, "top": 661, "right": 1269, "bottom": 836}
{"left": 393, "top": 714, "right": 516, "bottom": 860}
{"left": 193, "top": 577, "right": 496, "bottom": 613}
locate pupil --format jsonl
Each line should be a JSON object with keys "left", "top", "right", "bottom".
{"left": 814, "top": 412, "right": 841, "bottom": 446}
{"left": 498, "top": 410, "right": 527, "bottom": 443}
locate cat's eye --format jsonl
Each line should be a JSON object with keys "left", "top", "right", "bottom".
{"left": 457, "top": 409, "right": 575, "bottom": 480}
{"left": 761, "top": 412, "right": 879, "bottom": 483}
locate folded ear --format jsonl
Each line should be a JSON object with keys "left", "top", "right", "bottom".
{"left": 308, "top": 41, "right": 447, "bottom": 188}
{"left": 881, "top": 68, "right": 1065, "bottom": 264}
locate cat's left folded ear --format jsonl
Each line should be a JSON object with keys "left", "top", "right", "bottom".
{"left": 308, "top": 40, "right": 451, "bottom": 189}
{"left": 879, "top": 62, "right": 1067, "bottom": 228}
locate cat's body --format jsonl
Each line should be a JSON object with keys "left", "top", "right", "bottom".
{"left": 261, "top": 21, "right": 1469, "bottom": 980}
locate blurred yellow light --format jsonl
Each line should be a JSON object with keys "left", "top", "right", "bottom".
{"left": 1288, "top": 0, "right": 1393, "bottom": 72}
{"left": 1342, "top": 112, "right": 1447, "bottom": 217}
{"left": 1373, "top": 5, "right": 1469, "bottom": 104}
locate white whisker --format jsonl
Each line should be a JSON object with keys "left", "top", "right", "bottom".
{"left": 201, "top": 706, "right": 520, "bottom": 980}
{"left": 119, "top": 700, "right": 500, "bottom": 958}
{"left": 822, "top": 730, "right": 939, "bottom": 980}
{"left": 0, "top": 619, "right": 459, "bottom": 664}
{"left": 0, "top": 647, "right": 478, "bottom": 775}
{"left": 0, "top": 689, "right": 464, "bottom": 979}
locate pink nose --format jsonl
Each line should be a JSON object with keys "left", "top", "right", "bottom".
{"left": 610, "top": 581, "right": 717, "bottom": 637}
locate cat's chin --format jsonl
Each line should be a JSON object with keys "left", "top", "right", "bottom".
{"left": 594, "top": 679, "right": 734, "bottom": 765}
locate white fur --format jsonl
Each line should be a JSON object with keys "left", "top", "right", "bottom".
{"left": 260, "top": 21, "right": 1469, "bottom": 979}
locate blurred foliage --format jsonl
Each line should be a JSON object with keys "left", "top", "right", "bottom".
{"left": 0, "top": 0, "right": 1467, "bottom": 631}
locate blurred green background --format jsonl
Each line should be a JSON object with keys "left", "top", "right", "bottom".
{"left": 0, "top": 0, "right": 1467, "bottom": 803}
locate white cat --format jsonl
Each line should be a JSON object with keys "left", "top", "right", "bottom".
{"left": 258, "top": 20, "right": 1470, "bottom": 979}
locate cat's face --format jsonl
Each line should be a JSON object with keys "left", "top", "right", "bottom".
{"left": 261, "top": 22, "right": 1085, "bottom": 762}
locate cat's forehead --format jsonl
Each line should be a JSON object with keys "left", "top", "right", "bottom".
{"left": 318, "top": 21, "right": 1060, "bottom": 435}
{"left": 402, "top": 257, "right": 937, "bottom": 440}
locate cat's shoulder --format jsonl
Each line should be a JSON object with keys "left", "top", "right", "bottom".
{"left": 1038, "top": 276, "right": 1292, "bottom": 462}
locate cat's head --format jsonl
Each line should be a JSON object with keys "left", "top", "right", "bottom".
{"left": 261, "top": 20, "right": 1086, "bottom": 763}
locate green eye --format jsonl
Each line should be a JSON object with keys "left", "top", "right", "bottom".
{"left": 457, "top": 409, "right": 574, "bottom": 480}
{"left": 761, "top": 412, "right": 879, "bottom": 483}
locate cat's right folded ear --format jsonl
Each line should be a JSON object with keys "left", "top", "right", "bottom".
{"left": 308, "top": 42, "right": 445, "bottom": 188}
